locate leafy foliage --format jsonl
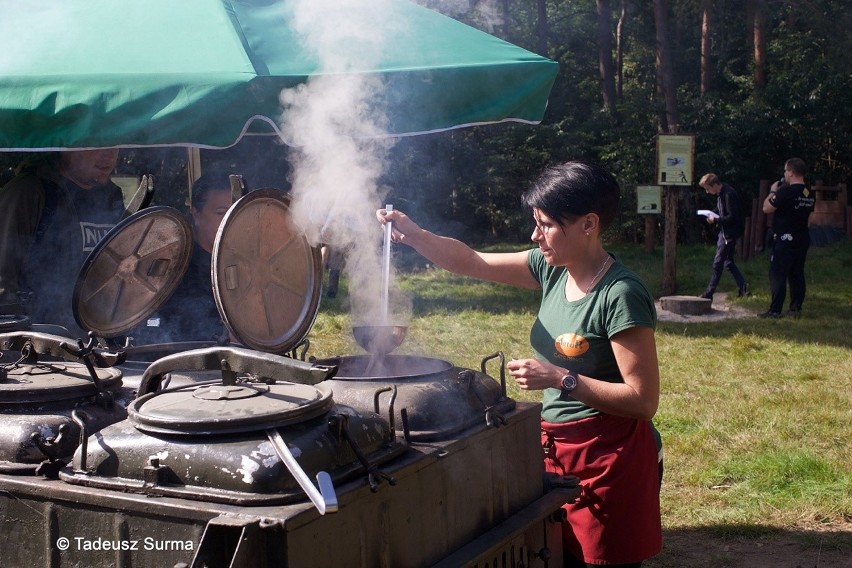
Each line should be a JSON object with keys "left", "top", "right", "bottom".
{"left": 385, "top": 0, "right": 852, "bottom": 245}
{"left": 2, "top": 0, "right": 848, "bottom": 245}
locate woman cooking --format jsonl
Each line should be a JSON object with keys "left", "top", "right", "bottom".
{"left": 376, "top": 161, "right": 662, "bottom": 567}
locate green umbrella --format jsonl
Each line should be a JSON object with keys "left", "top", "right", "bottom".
{"left": 0, "top": 0, "right": 557, "bottom": 150}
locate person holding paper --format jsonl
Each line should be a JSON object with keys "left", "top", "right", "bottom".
{"left": 697, "top": 173, "right": 749, "bottom": 300}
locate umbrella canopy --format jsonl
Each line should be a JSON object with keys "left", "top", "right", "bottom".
{"left": 0, "top": 0, "right": 558, "bottom": 150}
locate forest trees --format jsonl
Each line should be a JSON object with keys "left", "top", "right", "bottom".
{"left": 3, "top": 1, "right": 849, "bottom": 246}
{"left": 395, "top": 0, "right": 851, "bottom": 245}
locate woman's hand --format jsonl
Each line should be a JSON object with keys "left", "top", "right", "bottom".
{"left": 507, "top": 358, "right": 564, "bottom": 391}
{"left": 374, "top": 207, "right": 540, "bottom": 289}
{"left": 375, "top": 208, "right": 422, "bottom": 246}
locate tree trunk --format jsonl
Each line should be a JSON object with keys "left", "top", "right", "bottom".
{"left": 746, "top": 0, "right": 755, "bottom": 57}
{"left": 700, "top": 0, "right": 712, "bottom": 95}
{"left": 653, "top": 0, "right": 679, "bottom": 130}
{"left": 753, "top": 0, "right": 767, "bottom": 90}
{"left": 596, "top": 0, "right": 619, "bottom": 121}
{"left": 616, "top": 0, "right": 626, "bottom": 100}
{"left": 663, "top": 187, "right": 679, "bottom": 294}
{"left": 536, "top": 0, "right": 548, "bottom": 57}
{"left": 654, "top": 0, "right": 680, "bottom": 295}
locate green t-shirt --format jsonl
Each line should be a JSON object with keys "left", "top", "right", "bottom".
{"left": 527, "top": 248, "right": 657, "bottom": 423}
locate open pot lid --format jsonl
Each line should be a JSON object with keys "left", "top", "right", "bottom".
{"left": 212, "top": 188, "right": 322, "bottom": 354}
{"left": 127, "top": 381, "right": 333, "bottom": 435}
{"left": 73, "top": 207, "right": 193, "bottom": 338}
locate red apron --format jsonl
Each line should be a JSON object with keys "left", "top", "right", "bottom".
{"left": 542, "top": 415, "right": 662, "bottom": 565}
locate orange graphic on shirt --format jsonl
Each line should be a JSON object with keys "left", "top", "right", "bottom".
{"left": 554, "top": 333, "right": 589, "bottom": 357}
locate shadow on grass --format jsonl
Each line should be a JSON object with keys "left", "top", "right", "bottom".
{"left": 646, "top": 524, "right": 852, "bottom": 568}
{"left": 657, "top": 289, "right": 852, "bottom": 350}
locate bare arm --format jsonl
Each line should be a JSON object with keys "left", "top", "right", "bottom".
{"left": 507, "top": 326, "right": 660, "bottom": 420}
{"left": 377, "top": 209, "right": 540, "bottom": 289}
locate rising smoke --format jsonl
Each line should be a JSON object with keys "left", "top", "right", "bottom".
{"left": 419, "top": 0, "right": 504, "bottom": 33}
{"left": 279, "top": 0, "right": 409, "bottom": 327}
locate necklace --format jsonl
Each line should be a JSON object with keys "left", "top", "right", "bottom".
{"left": 585, "top": 254, "right": 611, "bottom": 293}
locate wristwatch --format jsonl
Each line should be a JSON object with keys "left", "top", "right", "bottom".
{"left": 560, "top": 372, "right": 578, "bottom": 393}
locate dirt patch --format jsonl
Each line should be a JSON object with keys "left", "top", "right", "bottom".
{"left": 647, "top": 526, "right": 852, "bottom": 568}
{"left": 656, "top": 292, "right": 755, "bottom": 323}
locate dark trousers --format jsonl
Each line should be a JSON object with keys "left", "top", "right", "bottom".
{"left": 705, "top": 231, "right": 746, "bottom": 295}
{"left": 768, "top": 237, "right": 810, "bottom": 313}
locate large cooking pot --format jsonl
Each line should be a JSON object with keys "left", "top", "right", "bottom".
{"left": 61, "top": 345, "right": 404, "bottom": 510}
{"left": 0, "top": 331, "right": 130, "bottom": 475}
{"left": 316, "top": 352, "right": 515, "bottom": 441}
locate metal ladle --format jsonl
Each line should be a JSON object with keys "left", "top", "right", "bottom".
{"left": 352, "top": 204, "right": 407, "bottom": 358}
{"left": 352, "top": 324, "right": 408, "bottom": 356}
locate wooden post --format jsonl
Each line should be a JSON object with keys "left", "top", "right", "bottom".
{"left": 750, "top": 197, "right": 760, "bottom": 258}
{"left": 644, "top": 214, "right": 656, "bottom": 253}
{"left": 662, "top": 186, "right": 678, "bottom": 295}
{"left": 740, "top": 215, "right": 751, "bottom": 261}
{"left": 755, "top": 180, "right": 771, "bottom": 253}
{"left": 847, "top": 206, "right": 852, "bottom": 237}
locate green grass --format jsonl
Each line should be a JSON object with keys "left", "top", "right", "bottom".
{"left": 307, "top": 239, "right": 852, "bottom": 541}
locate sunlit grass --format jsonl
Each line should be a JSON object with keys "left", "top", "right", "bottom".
{"left": 307, "top": 239, "right": 852, "bottom": 535}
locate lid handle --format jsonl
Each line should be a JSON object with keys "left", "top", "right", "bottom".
{"left": 266, "top": 428, "right": 338, "bottom": 515}
{"left": 0, "top": 331, "right": 125, "bottom": 369}
{"left": 138, "top": 345, "right": 337, "bottom": 396}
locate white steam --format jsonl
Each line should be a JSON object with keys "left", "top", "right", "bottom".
{"left": 417, "top": 0, "right": 504, "bottom": 33}
{"left": 279, "top": 0, "right": 409, "bottom": 326}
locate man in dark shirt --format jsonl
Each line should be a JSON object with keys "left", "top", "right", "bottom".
{"left": 698, "top": 173, "right": 749, "bottom": 301}
{"left": 760, "top": 157, "right": 815, "bottom": 318}
{"left": 0, "top": 150, "right": 125, "bottom": 335}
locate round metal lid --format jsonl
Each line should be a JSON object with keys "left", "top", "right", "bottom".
{"left": 127, "top": 381, "right": 333, "bottom": 435}
{"left": 73, "top": 207, "right": 194, "bottom": 338}
{"left": 0, "top": 314, "right": 30, "bottom": 332}
{"left": 212, "top": 188, "right": 322, "bottom": 354}
{"left": 0, "top": 362, "right": 122, "bottom": 403}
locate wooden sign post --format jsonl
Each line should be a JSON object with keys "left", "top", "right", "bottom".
{"left": 656, "top": 134, "right": 695, "bottom": 295}
{"left": 637, "top": 185, "right": 662, "bottom": 253}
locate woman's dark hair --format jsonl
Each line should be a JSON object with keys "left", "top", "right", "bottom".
{"left": 191, "top": 169, "right": 247, "bottom": 210}
{"left": 521, "top": 161, "right": 620, "bottom": 231}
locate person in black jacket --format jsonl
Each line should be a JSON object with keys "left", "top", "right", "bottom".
{"left": 0, "top": 150, "right": 125, "bottom": 335}
{"left": 760, "top": 157, "right": 815, "bottom": 318}
{"left": 698, "top": 173, "right": 749, "bottom": 300}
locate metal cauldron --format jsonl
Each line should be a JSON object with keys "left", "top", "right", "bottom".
{"left": 315, "top": 352, "right": 515, "bottom": 441}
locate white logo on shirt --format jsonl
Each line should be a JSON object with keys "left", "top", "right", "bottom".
{"left": 80, "top": 222, "right": 114, "bottom": 252}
